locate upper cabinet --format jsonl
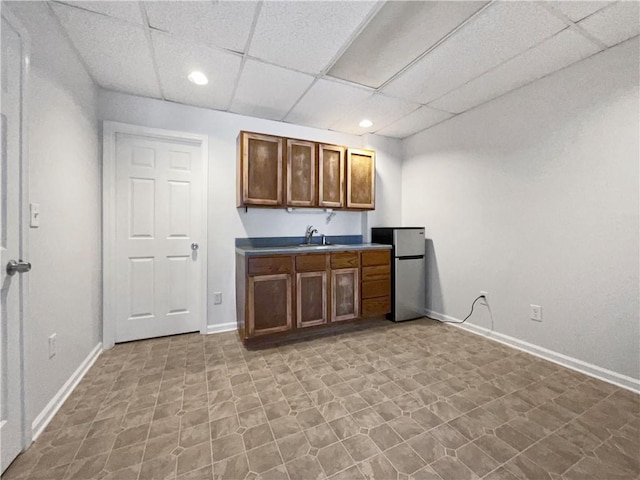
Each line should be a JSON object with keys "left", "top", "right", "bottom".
{"left": 318, "top": 144, "right": 345, "bottom": 208}
{"left": 237, "top": 132, "right": 283, "bottom": 207}
{"left": 346, "top": 148, "right": 375, "bottom": 210}
{"left": 286, "top": 139, "right": 316, "bottom": 207}
{"left": 237, "top": 131, "right": 375, "bottom": 211}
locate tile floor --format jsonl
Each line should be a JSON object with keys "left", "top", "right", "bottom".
{"left": 2, "top": 319, "right": 639, "bottom": 480}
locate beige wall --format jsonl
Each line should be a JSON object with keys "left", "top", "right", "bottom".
{"left": 8, "top": 2, "right": 102, "bottom": 430}
{"left": 402, "top": 38, "right": 639, "bottom": 383}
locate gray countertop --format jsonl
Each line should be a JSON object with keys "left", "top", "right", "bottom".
{"left": 236, "top": 243, "right": 391, "bottom": 256}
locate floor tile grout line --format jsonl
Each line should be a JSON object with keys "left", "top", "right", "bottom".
{"left": 470, "top": 369, "right": 625, "bottom": 479}
{"left": 136, "top": 342, "right": 170, "bottom": 480}
{"left": 55, "top": 348, "right": 131, "bottom": 479}
{"left": 5, "top": 326, "right": 638, "bottom": 480}
{"left": 204, "top": 335, "right": 217, "bottom": 480}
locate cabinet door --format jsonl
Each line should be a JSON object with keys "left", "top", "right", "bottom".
{"left": 346, "top": 148, "right": 375, "bottom": 210}
{"left": 331, "top": 268, "right": 359, "bottom": 322}
{"left": 248, "top": 274, "right": 292, "bottom": 336}
{"left": 287, "top": 139, "right": 316, "bottom": 206}
{"left": 318, "top": 144, "right": 344, "bottom": 208}
{"left": 240, "top": 132, "right": 283, "bottom": 206}
{"left": 296, "top": 271, "right": 327, "bottom": 328}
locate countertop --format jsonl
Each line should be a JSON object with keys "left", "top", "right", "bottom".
{"left": 236, "top": 243, "right": 391, "bottom": 256}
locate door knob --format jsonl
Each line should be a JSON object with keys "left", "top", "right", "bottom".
{"left": 6, "top": 259, "right": 31, "bottom": 276}
{"left": 191, "top": 243, "right": 199, "bottom": 251}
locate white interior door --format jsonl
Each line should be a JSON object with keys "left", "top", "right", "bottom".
{"left": 114, "top": 132, "right": 204, "bottom": 343}
{"left": 1, "top": 13, "right": 28, "bottom": 474}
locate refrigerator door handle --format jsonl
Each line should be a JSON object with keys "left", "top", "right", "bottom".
{"left": 397, "top": 255, "right": 424, "bottom": 260}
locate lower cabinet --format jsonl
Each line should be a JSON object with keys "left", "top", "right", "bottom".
{"left": 237, "top": 248, "right": 390, "bottom": 344}
{"left": 332, "top": 268, "right": 359, "bottom": 322}
{"left": 361, "top": 250, "right": 392, "bottom": 317}
{"left": 248, "top": 273, "right": 292, "bottom": 336}
{"left": 296, "top": 271, "right": 327, "bottom": 328}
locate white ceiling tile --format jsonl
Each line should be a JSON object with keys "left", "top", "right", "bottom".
{"left": 578, "top": 1, "right": 640, "bottom": 47}
{"left": 51, "top": 2, "right": 160, "bottom": 98}
{"left": 429, "top": 29, "right": 601, "bottom": 114}
{"left": 54, "top": 1, "right": 144, "bottom": 25}
{"left": 151, "top": 32, "right": 241, "bottom": 111}
{"left": 330, "top": 94, "right": 420, "bottom": 136}
{"left": 230, "top": 59, "right": 315, "bottom": 121}
{"left": 284, "top": 79, "right": 373, "bottom": 130}
{"left": 375, "top": 106, "right": 453, "bottom": 138}
{"left": 548, "top": 1, "right": 611, "bottom": 22}
{"left": 382, "top": 2, "right": 567, "bottom": 104}
{"left": 328, "top": 1, "right": 488, "bottom": 88}
{"left": 144, "top": 1, "right": 258, "bottom": 53}
{"left": 249, "top": 1, "right": 378, "bottom": 74}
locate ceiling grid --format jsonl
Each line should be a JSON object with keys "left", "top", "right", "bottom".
{"left": 43, "top": 0, "right": 638, "bottom": 139}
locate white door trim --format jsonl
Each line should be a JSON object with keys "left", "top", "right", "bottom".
{"left": 1, "top": 5, "right": 32, "bottom": 462}
{"left": 102, "top": 121, "right": 209, "bottom": 349}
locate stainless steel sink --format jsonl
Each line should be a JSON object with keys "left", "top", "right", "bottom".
{"left": 296, "top": 244, "right": 346, "bottom": 249}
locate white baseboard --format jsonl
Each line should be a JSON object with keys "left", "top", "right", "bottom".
{"left": 425, "top": 309, "right": 640, "bottom": 394}
{"left": 31, "top": 342, "right": 102, "bottom": 440}
{"left": 206, "top": 322, "right": 237, "bottom": 335}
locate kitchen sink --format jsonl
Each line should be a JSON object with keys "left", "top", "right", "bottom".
{"left": 296, "top": 244, "right": 347, "bottom": 249}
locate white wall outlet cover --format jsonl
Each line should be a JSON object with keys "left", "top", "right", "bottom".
{"left": 530, "top": 305, "right": 542, "bottom": 321}
{"left": 480, "top": 291, "right": 489, "bottom": 304}
{"left": 48, "top": 333, "right": 57, "bottom": 358}
{"left": 214, "top": 292, "right": 222, "bottom": 305}
{"left": 30, "top": 203, "right": 41, "bottom": 228}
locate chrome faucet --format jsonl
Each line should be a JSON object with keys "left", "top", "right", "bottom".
{"left": 305, "top": 225, "right": 318, "bottom": 245}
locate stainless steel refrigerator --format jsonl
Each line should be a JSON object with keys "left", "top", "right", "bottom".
{"left": 372, "top": 227, "right": 425, "bottom": 321}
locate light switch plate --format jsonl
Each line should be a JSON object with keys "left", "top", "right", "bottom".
{"left": 30, "top": 203, "right": 40, "bottom": 228}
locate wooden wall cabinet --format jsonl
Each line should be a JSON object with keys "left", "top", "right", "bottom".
{"left": 287, "top": 139, "right": 316, "bottom": 206}
{"left": 346, "top": 148, "right": 375, "bottom": 210}
{"left": 237, "top": 131, "right": 375, "bottom": 211}
{"left": 237, "top": 132, "right": 283, "bottom": 207}
{"left": 318, "top": 144, "right": 345, "bottom": 208}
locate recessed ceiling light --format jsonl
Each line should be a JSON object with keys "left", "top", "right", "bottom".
{"left": 188, "top": 71, "right": 208, "bottom": 86}
{"left": 359, "top": 119, "right": 373, "bottom": 128}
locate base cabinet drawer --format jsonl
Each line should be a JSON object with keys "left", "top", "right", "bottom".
{"left": 248, "top": 256, "right": 293, "bottom": 276}
{"left": 362, "top": 297, "right": 391, "bottom": 317}
{"left": 331, "top": 252, "right": 360, "bottom": 269}
{"left": 362, "top": 279, "right": 390, "bottom": 299}
{"left": 362, "top": 265, "right": 391, "bottom": 281}
{"left": 362, "top": 250, "right": 390, "bottom": 266}
{"left": 295, "top": 254, "right": 327, "bottom": 272}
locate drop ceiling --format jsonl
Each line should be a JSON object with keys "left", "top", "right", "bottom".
{"left": 44, "top": 0, "right": 639, "bottom": 138}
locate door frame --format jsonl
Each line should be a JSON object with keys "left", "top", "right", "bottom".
{"left": 102, "top": 121, "right": 209, "bottom": 349}
{"left": 1, "top": 5, "right": 32, "bottom": 464}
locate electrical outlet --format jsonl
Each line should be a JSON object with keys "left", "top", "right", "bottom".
{"left": 213, "top": 292, "right": 222, "bottom": 305}
{"left": 530, "top": 305, "right": 542, "bottom": 322}
{"left": 48, "top": 333, "right": 57, "bottom": 358}
{"left": 480, "top": 291, "right": 489, "bottom": 305}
